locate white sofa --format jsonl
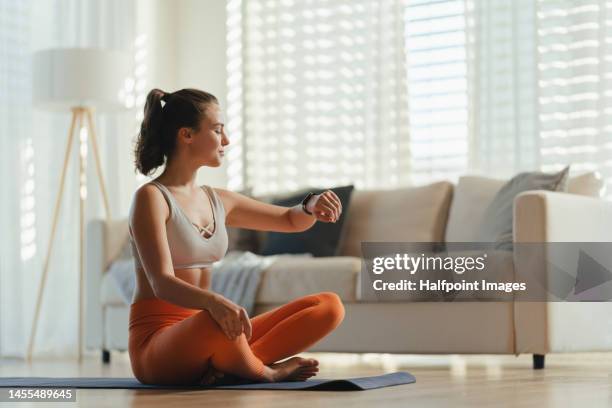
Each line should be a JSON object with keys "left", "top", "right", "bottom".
{"left": 85, "top": 172, "right": 612, "bottom": 369}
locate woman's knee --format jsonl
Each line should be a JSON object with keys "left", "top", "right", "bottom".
{"left": 316, "top": 291, "right": 345, "bottom": 328}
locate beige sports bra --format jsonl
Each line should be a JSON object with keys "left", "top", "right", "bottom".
{"left": 129, "top": 180, "right": 228, "bottom": 270}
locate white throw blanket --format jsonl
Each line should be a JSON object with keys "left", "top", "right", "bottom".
{"left": 108, "top": 250, "right": 313, "bottom": 315}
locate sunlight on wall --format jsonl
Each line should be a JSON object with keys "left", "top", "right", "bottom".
{"left": 226, "top": 0, "right": 245, "bottom": 191}
{"left": 133, "top": 33, "right": 148, "bottom": 184}
{"left": 20, "top": 138, "right": 37, "bottom": 262}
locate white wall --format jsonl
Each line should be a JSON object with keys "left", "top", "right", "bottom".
{"left": 133, "top": 0, "right": 228, "bottom": 190}
{"left": 175, "top": 0, "right": 229, "bottom": 189}
{"left": 137, "top": 0, "right": 178, "bottom": 93}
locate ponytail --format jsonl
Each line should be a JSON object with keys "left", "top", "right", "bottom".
{"left": 133, "top": 87, "right": 218, "bottom": 176}
{"left": 134, "top": 88, "right": 167, "bottom": 176}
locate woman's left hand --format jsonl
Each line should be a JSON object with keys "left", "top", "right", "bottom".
{"left": 306, "top": 190, "right": 343, "bottom": 223}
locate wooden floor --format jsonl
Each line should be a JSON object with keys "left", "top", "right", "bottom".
{"left": 2, "top": 352, "right": 612, "bottom": 407}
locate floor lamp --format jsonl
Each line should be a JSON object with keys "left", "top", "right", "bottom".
{"left": 28, "top": 48, "right": 130, "bottom": 362}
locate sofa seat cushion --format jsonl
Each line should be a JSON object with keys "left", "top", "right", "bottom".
{"left": 255, "top": 256, "right": 360, "bottom": 303}
{"left": 100, "top": 256, "right": 362, "bottom": 307}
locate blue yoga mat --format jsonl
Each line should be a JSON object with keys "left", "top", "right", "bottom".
{"left": 0, "top": 371, "right": 415, "bottom": 391}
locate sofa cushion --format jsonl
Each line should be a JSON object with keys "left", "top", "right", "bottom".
{"left": 260, "top": 185, "right": 354, "bottom": 257}
{"left": 226, "top": 188, "right": 265, "bottom": 254}
{"left": 567, "top": 171, "right": 606, "bottom": 197}
{"left": 337, "top": 181, "right": 453, "bottom": 257}
{"left": 444, "top": 176, "right": 504, "bottom": 242}
{"left": 444, "top": 171, "right": 605, "bottom": 242}
{"left": 256, "top": 256, "right": 361, "bottom": 303}
{"left": 477, "top": 166, "right": 570, "bottom": 250}
{"left": 100, "top": 255, "right": 361, "bottom": 306}
{"left": 226, "top": 224, "right": 263, "bottom": 254}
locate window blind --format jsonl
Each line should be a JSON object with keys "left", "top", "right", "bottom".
{"left": 537, "top": 0, "right": 611, "bottom": 197}
{"left": 465, "top": 0, "right": 540, "bottom": 177}
{"left": 405, "top": 0, "right": 470, "bottom": 184}
{"left": 226, "top": 0, "right": 411, "bottom": 195}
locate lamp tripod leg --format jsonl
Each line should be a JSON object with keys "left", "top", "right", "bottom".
{"left": 27, "top": 108, "right": 80, "bottom": 363}
{"left": 80, "top": 109, "right": 112, "bottom": 363}
{"left": 85, "top": 108, "right": 111, "bottom": 220}
{"left": 78, "top": 111, "right": 85, "bottom": 364}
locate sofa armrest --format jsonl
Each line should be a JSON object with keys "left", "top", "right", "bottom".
{"left": 514, "top": 190, "right": 612, "bottom": 242}
{"left": 513, "top": 191, "right": 612, "bottom": 354}
{"left": 85, "top": 219, "right": 106, "bottom": 350}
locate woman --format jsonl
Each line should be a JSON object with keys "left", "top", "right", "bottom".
{"left": 128, "top": 88, "right": 345, "bottom": 386}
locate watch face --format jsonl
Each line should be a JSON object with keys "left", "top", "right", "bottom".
{"left": 302, "top": 192, "right": 314, "bottom": 214}
{"left": 302, "top": 193, "right": 312, "bottom": 204}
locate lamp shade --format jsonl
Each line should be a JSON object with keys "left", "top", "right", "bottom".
{"left": 32, "top": 48, "right": 131, "bottom": 112}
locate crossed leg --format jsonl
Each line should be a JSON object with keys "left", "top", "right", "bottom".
{"left": 132, "top": 291, "right": 344, "bottom": 385}
{"left": 201, "top": 291, "right": 345, "bottom": 385}
{"left": 248, "top": 291, "right": 345, "bottom": 364}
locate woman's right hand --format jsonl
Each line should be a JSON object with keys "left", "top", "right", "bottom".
{"left": 207, "top": 294, "right": 252, "bottom": 341}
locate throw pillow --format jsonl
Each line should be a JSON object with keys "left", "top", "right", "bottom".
{"left": 226, "top": 226, "right": 264, "bottom": 253}
{"left": 477, "top": 166, "right": 570, "bottom": 250}
{"left": 260, "top": 185, "right": 355, "bottom": 257}
{"left": 225, "top": 188, "right": 266, "bottom": 254}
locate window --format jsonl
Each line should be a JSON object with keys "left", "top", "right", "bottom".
{"left": 227, "top": 0, "right": 411, "bottom": 195}
{"left": 537, "top": 0, "right": 612, "bottom": 198}
{"left": 405, "top": 0, "right": 469, "bottom": 184}
{"left": 228, "top": 0, "right": 611, "bottom": 196}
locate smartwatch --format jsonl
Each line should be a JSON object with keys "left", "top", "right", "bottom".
{"left": 301, "top": 192, "right": 316, "bottom": 215}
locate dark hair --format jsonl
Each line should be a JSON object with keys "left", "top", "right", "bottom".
{"left": 133, "top": 88, "right": 219, "bottom": 176}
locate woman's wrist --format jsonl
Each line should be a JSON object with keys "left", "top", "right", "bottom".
{"left": 202, "top": 291, "right": 220, "bottom": 311}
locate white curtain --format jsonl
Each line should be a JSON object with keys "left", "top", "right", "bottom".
{"left": 467, "top": 0, "right": 612, "bottom": 195}
{"left": 536, "top": 0, "right": 612, "bottom": 198}
{"left": 226, "top": 0, "right": 412, "bottom": 195}
{"left": 0, "top": 0, "right": 138, "bottom": 358}
{"left": 404, "top": 0, "right": 470, "bottom": 184}
{"left": 465, "top": 0, "right": 540, "bottom": 177}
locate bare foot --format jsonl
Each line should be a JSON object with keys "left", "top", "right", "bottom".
{"left": 266, "top": 357, "right": 319, "bottom": 382}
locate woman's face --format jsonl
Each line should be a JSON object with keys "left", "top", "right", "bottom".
{"left": 188, "top": 103, "right": 229, "bottom": 167}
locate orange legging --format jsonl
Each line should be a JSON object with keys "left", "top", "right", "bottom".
{"left": 128, "top": 291, "right": 345, "bottom": 385}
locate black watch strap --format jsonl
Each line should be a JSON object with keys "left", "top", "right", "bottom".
{"left": 301, "top": 192, "right": 315, "bottom": 215}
